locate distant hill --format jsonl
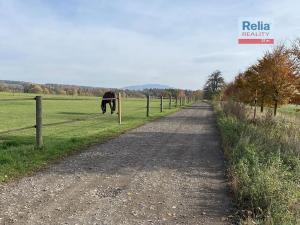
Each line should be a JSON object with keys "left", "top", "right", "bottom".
{"left": 123, "top": 84, "right": 172, "bottom": 91}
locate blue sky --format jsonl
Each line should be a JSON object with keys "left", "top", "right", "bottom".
{"left": 0, "top": 0, "right": 300, "bottom": 89}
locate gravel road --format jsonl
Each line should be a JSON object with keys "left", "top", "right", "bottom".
{"left": 0, "top": 102, "right": 231, "bottom": 225}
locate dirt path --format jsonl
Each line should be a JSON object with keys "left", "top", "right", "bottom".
{"left": 0, "top": 103, "right": 231, "bottom": 225}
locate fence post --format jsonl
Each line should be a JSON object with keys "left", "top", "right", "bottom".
{"left": 35, "top": 96, "right": 43, "bottom": 148}
{"left": 146, "top": 95, "right": 150, "bottom": 117}
{"left": 180, "top": 97, "right": 182, "bottom": 106}
{"left": 253, "top": 90, "right": 257, "bottom": 120}
{"left": 160, "top": 96, "right": 163, "bottom": 112}
{"left": 169, "top": 95, "right": 172, "bottom": 109}
{"left": 118, "top": 92, "right": 122, "bottom": 124}
{"left": 175, "top": 97, "right": 178, "bottom": 107}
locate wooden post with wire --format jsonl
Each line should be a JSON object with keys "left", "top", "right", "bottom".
{"left": 146, "top": 95, "right": 150, "bottom": 117}
{"left": 160, "top": 95, "right": 163, "bottom": 112}
{"left": 35, "top": 96, "right": 43, "bottom": 148}
{"left": 169, "top": 95, "right": 172, "bottom": 109}
{"left": 175, "top": 97, "right": 178, "bottom": 107}
{"left": 118, "top": 93, "right": 122, "bottom": 124}
{"left": 253, "top": 90, "right": 257, "bottom": 120}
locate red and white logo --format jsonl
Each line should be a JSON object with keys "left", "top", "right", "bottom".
{"left": 238, "top": 18, "right": 274, "bottom": 44}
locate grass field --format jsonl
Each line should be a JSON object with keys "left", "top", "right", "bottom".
{"left": 0, "top": 92, "right": 181, "bottom": 182}
{"left": 278, "top": 104, "right": 300, "bottom": 116}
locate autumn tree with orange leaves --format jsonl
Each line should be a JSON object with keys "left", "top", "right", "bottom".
{"left": 222, "top": 43, "right": 299, "bottom": 116}
{"left": 263, "top": 45, "right": 298, "bottom": 115}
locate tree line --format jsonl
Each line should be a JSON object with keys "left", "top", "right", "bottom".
{"left": 0, "top": 81, "right": 144, "bottom": 97}
{"left": 204, "top": 40, "right": 300, "bottom": 115}
{"left": 0, "top": 80, "right": 202, "bottom": 99}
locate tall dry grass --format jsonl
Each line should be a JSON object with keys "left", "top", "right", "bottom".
{"left": 215, "top": 100, "right": 300, "bottom": 225}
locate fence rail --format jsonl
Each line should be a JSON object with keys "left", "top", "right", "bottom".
{"left": 0, "top": 98, "right": 35, "bottom": 101}
{"left": 0, "top": 125, "right": 35, "bottom": 135}
{"left": 0, "top": 95, "right": 199, "bottom": 148}
{"left": 43, "top": 98, "right": 99, "bottom": 101}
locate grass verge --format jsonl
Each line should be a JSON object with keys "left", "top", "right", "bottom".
{"left": 214, "top": 101, "right": 300, "bottom": 225}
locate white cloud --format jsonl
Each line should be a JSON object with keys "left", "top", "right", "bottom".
{"left": 0, "top": 0, "right": 300, "bottom": 89}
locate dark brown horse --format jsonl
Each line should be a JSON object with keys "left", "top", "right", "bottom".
{"left": 101, "top": 91, "right": 116, "bottom": 114}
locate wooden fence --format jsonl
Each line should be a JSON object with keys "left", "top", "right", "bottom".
{"left": 0, "top": 95, "right": 198, "bottom": 148}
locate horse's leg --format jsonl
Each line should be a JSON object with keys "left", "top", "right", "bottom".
{"left": 109, "top": 101, "right": 113, "bottom": 114}
{"left": 101, "top": 101, "right": 106, "bottom": 114}
{"left": 112, "top": 99, "right": 116, "bottom": 113}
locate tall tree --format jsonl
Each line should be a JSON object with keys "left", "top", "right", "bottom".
{"left": 262, "top": 45, "right": 298, "bottom": 115}
{"left": 249, "top": 61, "right": 273, "bottom": 112}
{"left": 203, "top": 70, "right": 225, "bottom": 99}
{"left": 291, "top": 39, "right": 300, "bottom": 105}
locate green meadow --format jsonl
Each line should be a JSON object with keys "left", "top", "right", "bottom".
{"left": 0, "top": 92, "right": 180, "bottom": 182}
{"left": 278, "top": 104, "right": 300, "bottom": 117}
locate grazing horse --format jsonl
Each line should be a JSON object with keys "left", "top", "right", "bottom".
{"left": 101, "top": 91, "right": 116, "bottom": 114}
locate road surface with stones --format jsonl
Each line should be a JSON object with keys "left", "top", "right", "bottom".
{"left": 0, "top": 102, "right": 231, "bottom": 225}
